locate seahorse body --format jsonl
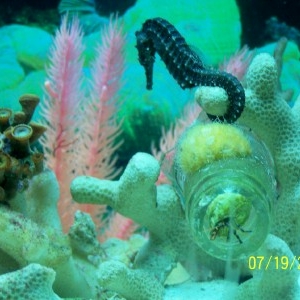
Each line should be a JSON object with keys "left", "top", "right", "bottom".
{"left": 135, "top": 17, "right": 245, "bottom": 123}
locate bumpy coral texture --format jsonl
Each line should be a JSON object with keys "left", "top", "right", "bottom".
{"left": 71, "top": 52, "right": 300, "bottom": 299}
{"left": 0, "top": 170, "right": 101, "bottom": 298}
{"left": 240, "top": 53, "right": 300, "bottom": 254}
{"left": 71, "top": 153, "right": 211, "bottom": 299}
{"left": 0, "top": 264, "right": 60, "bottom": 300}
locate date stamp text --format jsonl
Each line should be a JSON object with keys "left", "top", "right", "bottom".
{"left": 248, "top": 256, "right": 300, "bottom": 270}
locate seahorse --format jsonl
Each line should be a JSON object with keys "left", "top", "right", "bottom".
{"left": 135, "top": 17, "right": 245, "bottom": 123}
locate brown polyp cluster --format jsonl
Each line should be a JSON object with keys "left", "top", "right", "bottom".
{"left": 0, "top": 94, "right": 47, "bottom": 203}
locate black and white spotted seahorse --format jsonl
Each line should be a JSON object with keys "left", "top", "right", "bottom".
{"left": 135, "top": 17, "right": 245, "bottom": 123}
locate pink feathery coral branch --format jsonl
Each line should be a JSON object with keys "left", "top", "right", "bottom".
{"left": 40, "top": 15, "right": 84, "bottom": 195}
{"left": 74, "top": 18, "right": 138, "bottom": 240}
{"left": 40, "top": 16, "right": 85, "bottom": 229}
{"left": 40, "top": 15, "right": 135, "bottom": 237}
{"left": 75, "top": 17, "right": 125, "bottom": 179}
{"left": 41, "top": 16, "right": 84, "bottom": 174}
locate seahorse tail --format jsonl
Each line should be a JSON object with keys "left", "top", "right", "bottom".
{"left": 200, "top": 70, "right": 245, "bottom": 123}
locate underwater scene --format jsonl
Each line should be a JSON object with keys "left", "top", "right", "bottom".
{"left": 0, "top": 0, "right": 300, "bottom": 299}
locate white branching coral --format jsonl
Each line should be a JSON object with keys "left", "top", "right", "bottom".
{"left": 70, "top": 51, "right": 300, "bottom": 299}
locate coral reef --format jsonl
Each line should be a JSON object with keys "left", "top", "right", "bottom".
{"left": 0, "top": 98, "right": 97, "bottom": 298}
{"left": 197, "top": 52, "right": 300, "bottom": 255}
{"left": 71, "top": 152, "right": 191, "bottom": 299}
{"left": 1, "top": 8, "right": 300, "bottom": 300}
{"left": 70, "top": 51, "right": 300, "bottom": 299}
{"left": 0, "top": 98, "right": 141, "bottom": 299}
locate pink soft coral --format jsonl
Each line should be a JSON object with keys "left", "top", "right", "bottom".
{"left": 74, "top": 18, "right": 124, "bottom": 179}
{"left": 40, "top": 16, "right": 133, "bottom": 236}
{"left": 41, "top": 16, "right": 84, "bottom": 186}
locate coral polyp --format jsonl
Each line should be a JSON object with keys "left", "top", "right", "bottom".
{"left": 0, "top": 108, "right": 13, "bottom": 131}
{"left": 0, "top": 94, "right": 46, "bottom": 202}
{"left": 5, "top": 124, "right": 33, "bottom": 157}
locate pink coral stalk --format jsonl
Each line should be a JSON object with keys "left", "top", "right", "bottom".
{"left": 75, "top": 17, "right": 125, "bottom": 179}
{"left": 71, "top": 17, "right": 135, "bottom": 237}
{"left": 41, "top": 16, "right": 84, "bottom": 175}
{"left": 40, "top": 16, "right": 135, "bottom": 237}
{"left": 40, "top": 16, "right": 84, "bottom": 228}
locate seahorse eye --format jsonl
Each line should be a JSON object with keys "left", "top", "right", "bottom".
{"left": 135, "top": 30, "right": 147, "bottom": 43}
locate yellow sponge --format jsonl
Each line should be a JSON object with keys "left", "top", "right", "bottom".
{"left": 176, "top": 123, "right": 252, "bottom": 173}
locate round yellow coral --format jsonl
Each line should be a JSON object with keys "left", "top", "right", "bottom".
{"left": 176, "top": 123, "right": 252, "bottom": 173}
